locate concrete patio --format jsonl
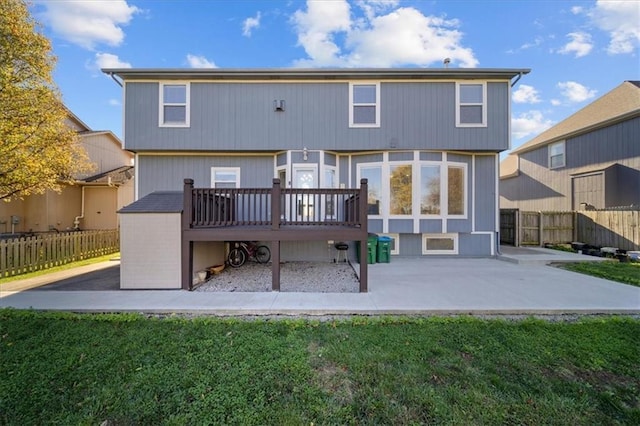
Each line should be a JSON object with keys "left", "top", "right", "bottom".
{"left": 1, "top": 247, "right": 638, "bottom": 315}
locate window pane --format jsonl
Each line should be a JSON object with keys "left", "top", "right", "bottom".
{"left": 163, "top": 105, "right": 186, "bottom": 123}
{"left": 353, "top": 85, "right": 376, "bottom": 103}
{"left": 550, "top": 154, "right": 564, "bottom": 168}
{"left": 214, "top": 182, "right": 236, "bottom": 189}
{"left": 460, "top": 84, "right": 483, "bottom": 103}
{"left": 549, "top": 142, "right": 564, "bottom": 156}
{"left": 164, "top": 85, "right": 186, "bottom": 103}
{"left": 325, "top": 169, "right": 335, "bottom": 188}
{"left": 390, "top": 165, "right": 412, "bottom": 215}
{"left": 420, "top": 165, "right": 440, "bottom": 214}
{"left": 448, "top": 166, "right": 464, "bottom": 215}
{"left": 459, "top": 105, "right": 483, "bottom": 124}
{"left": 214, "top": 171, "right": 237, "bottom": 182}
{"left": 353, "top": 106, "right": 376, "bottom": 124}
{"left": 361, "top": 167, "right": 381, "bottom": 215}
{"left": 426, "top": 237, "right": 455, "bottom": 251}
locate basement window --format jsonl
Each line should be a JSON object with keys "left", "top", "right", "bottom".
{"left": 422, "top": 233, "right": 458, "bottom": 255}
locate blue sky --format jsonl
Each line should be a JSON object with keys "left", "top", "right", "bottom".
{"left": 32, "top": 0, "right": 639, "bottom": 152}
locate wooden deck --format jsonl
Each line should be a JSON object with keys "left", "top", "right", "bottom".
{"left": 181, "top": 178, "right": 369, "bottom": 292}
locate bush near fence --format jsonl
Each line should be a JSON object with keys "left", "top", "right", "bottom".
{"left": 0, "top": 230, "right": 119, "bottom": 278}
{"left": 500, "top": 210, "right": 639, "bottom": 251}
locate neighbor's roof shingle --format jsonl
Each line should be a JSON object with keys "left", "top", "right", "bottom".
{"left": 511, "top": 80, "right": 640, "bottom": 155}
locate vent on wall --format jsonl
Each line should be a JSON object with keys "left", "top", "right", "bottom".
{"left": 274, "top": 100, "right": 285, "bottom": 112}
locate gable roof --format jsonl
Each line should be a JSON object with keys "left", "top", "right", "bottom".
{"left": 511, "top": 81, "right": 640, "bottom": 155}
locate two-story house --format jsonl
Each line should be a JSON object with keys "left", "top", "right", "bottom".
{"left": 0, "top": 108, "right": 134, "bottom": 234}
{"left": 107, "top": 68, "right": 529, "bottom": 291}
{"left": 501, "top": 80, "right": 640, "bottom": 211}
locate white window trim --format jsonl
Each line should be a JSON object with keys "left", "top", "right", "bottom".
{"left": 445, "top": 162, "right": 468, "bottom": 219}
{"left": 349, "top": 82, "right": 380, "bottom": 128}
{"left": 357, "top": 162, "right": 384, "bottom": 218}
{"left": 357, "top": 158, "right": 468, "bottom": 221}
{"left": 211, "top": 167, "right": 241, "bottom": 188}
{"left": 159, "top": 82, "right": 190, "bottom": 128}
{"left": 377, "top": 233, "right": 400, "bottom": 255}
{"left": 422, "top": 233, "right": 458, "bottom": 255}
{"left": 455, "top": 81, "right": 487, "bottom": 128}
{"left": 549, "top": 140, "right": 566, "bottom": 169}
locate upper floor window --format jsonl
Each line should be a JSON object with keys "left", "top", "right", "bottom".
{"left": 349, "top": 82, "right": 380, "bottom": 128}
{"left": 456, "top": 82, "right": 486, "bottom": 127}
{"left": 160, "top": 83, "right": 190, "bottom": 127}
{"left": 549, "top": 141, "right": 565, "bottom": 169}
{"left": 211, "top": 167, "right": 240, "bottom": 188}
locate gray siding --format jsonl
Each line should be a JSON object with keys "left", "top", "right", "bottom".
{"left": 458, "top": 233, "right": 493, "bottom": 256}
{"left": 474, "top": 155, "right": 497, "bottom": 231}
{"left": 138, "top": 155, "right": 275, "bottom": 197}
{"left": 125, "top": 81, "right": 510, "bottom": 152}
{"left": 501, "top": 117, "right": 640, "bottom": 210}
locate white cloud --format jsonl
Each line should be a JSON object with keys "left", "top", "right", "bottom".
{"left": 95, "top": 53, "right": 131, "bottom": 69}
{"left": 292, "top": 0, "right": 352, "bottom": 66}
{"left": 557, "top": 81, "right": 597, "bottom": 103}
{"left": 557, "top": 31, "right": 593, "bottom": 57}
{"left": 358, "top": 0, "right": 400, "bottom": 20}
{"left": 243, "top": 12, "right": 261, "bottom": 37}
{"left": 512, "top": 85, "right": 541, "bottom": 104}
{"left": 38, "top": 0, "right": 139, "bottom": 50}
{"left": 571, "top": 6, "right": 584, "bottom": 14}
{"left": 108, "top": 99, "right": 121, "bottom": 106}
{"left": 186, "top": 54, "right": 217, "bottom": 68}
{"left": 590, "top": 0, "right": 640, "bottom": 54}
{"left": 511, "top": 110, "right": 554, "bottom": 140}
{"left": 550, "top": 99, "right": 561, "bottom": 106}
{"left": 292, "top": 1, "right": 477, "bottom": 68}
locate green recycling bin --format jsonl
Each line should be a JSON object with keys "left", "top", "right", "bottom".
{"left": 357, "top": 233, "right": 378, "bottom": 264}
{"left": 377, "top": 236, "right": 392, "bottom": 263}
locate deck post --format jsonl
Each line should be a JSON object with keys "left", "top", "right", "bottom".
{"left": 182, "top": 179, "right": 194, "bottom": 290}
{"left": 271, "top": 178, "right": 281, "bottom": 230}
{"left": 271, "top": 240, "right": 280, "bottom": 292}
{"left": 358, "top": 178, "right": 368, "bottom": 293}
{"left": 271, "top": 178, "right": 281, "bottom": 291}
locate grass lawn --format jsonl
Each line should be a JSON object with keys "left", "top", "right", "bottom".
{"left": 1, "top": 311, "right": 638, "bottom": 425}
{"left": 560, "top": 261, "right": 640, "bottom": 287}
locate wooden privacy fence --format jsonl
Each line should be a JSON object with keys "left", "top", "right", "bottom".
{"left": 578, "top": 210, "right": 640, "bottom": 251}
{"left": 0, "top": 230, "right": 119, "bottom": 278}
{"left": 500, "top": 210, "right": 639, "bottom": 251}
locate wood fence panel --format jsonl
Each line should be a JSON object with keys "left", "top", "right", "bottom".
{"left": 578, "top": 211, "right": 639, "bottom": 251}
{"left": 0, "top": 230, "right": 119, "bottom": 278}
{"left": 541, "top": 212, "right": 574, "bottom": 244}
{"left": 520, "top": 212, "right": 540, "bottom": 245}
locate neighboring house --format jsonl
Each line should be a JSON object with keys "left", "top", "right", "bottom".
{"left": 0, "top": 109, "right": 135, "bottom": 234}
{"left": 501, "top": 81, "right": 640, "bottom": 211}
{"left": 106, "top": 67, "right": 529, "bottom": 290}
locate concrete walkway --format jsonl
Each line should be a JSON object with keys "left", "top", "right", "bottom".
{"left": 1, "top": 255, "right": 638, "bottom": 315}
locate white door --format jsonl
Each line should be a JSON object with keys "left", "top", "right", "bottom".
{"left": 292, "top": 165, "right": 317, "bottom": 221}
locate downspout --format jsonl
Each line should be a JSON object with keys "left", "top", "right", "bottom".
{"left": 108, "top": 72, "right": 123, "bottom": 87}
{"left": 510, "top": 72, "right": 524, "bottom": 87}
{"left": 73, "top": 186, "right": 85, "bottom": 230}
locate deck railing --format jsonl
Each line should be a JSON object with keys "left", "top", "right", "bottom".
{"left": 184, "top": 178, "right": 366, "bottom": 228}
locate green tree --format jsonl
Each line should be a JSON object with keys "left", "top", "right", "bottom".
{"left": 0, "top": 0, "right": 91, "bottom": 201}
